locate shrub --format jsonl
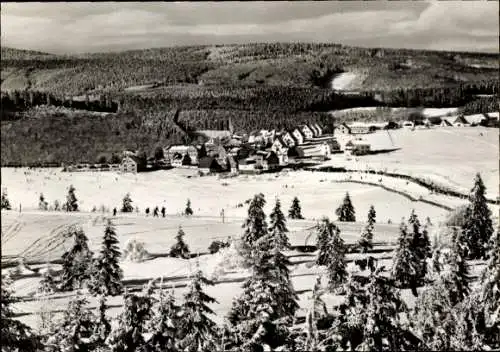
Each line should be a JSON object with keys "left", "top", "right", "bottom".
{"left": 122, "top": 239, "right": 150, "bottom": 263}
{"left": 208, "top": 239, "right": 230, "bottom": 254}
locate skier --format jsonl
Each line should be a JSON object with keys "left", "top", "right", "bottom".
{"left": 161, "top": 206, "right": 166, "bottom": 218}
{"left": 145, "top": 207, "right": 150, "bottom": 216}
{"left": 153, "top": 206, "right": 159, "bottom": 217}
{"left": 113, "top": 207, "right": 117, "bottom": 216}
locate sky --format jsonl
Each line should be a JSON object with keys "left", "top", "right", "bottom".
{"left": 1, "top": 1, "right": 499, "bottom": 54}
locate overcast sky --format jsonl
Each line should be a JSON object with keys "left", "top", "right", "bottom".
{"left": 1, "top": 1, "right": 498, "bottom": 54}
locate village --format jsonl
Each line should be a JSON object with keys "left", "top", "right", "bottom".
{"left": 63, "top": 110, "right": 499, "bottom": 176}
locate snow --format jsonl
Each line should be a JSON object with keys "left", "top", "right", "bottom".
{"left": 421, "top": 108, "right": 458, "bottom": 117}
{"left": 330, "top": 72, "right": 358, "bottom": 91}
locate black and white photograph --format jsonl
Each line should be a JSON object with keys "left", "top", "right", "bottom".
{"left": 1, "top": 1, "right": 499, "bottom": 351}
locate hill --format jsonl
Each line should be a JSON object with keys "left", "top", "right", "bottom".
{"left": 1, "top": 43, "right": 498, "bottom": 165}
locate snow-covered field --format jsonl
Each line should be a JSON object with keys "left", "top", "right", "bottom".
{"left": 1, "top": 126, "right": 497, "bottom": 330}
{"left": 330, "top": 72, "right": 358, "bottom": 90}
{"left": 333, "top": 127, "right": 499, "bottom": 198}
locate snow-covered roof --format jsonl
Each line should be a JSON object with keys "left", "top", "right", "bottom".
{"left": 463, "top": 114, "right": 487, "bottom": 125}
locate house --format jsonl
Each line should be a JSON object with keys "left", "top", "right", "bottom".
{"left": 261, "top": 151, "right": 280, "bottom": 171}
{"left": 422, "top": 118, "right": 432, "bottom": 128}
{"left": 301, "top": 125, "right": 315, "bottom": 140}
{"left": 164, "top": 145, "right": 198, "bottom": 165}
{"left": 349, "top": 123, "right": 373, "bottom": 134}
{"left": 336, "top": 123, "right": 351, "bottom": 134}
{"left": 276, "top": 148, "right": 289, "bottom": 166}
{"left": 271, "top": 137, "right": 287, "bottom": 154}
{"left": 238, "top": 158, "right": 258, "bottom": 173}
{"left": 401, "top": 120, "right": 415, "bottom": 129}
{"left": 463, "top": 114, "right": 487, "bottom": 126}
{"left": 281, "top": 131, "right": 297, "bottom": 147}
{"left": 120, "top": 155, "right": 141, "bottom": 173}
{"left": 292, "top": 128, "right": 306, "bottom": 145}
{"left": 198, "top": 157, "right": 223, "bottom": 175}
{"left": 345, "top": 140, "right": 371, "bottom": 156}
{"left": 440, "top": 119, "right": 453, "bottom": 127}
{"left": 451, "top": 115, "right": 470, "bottom": 127}
{"left": 310, "top": 123, "right": 321, "bottom": 137}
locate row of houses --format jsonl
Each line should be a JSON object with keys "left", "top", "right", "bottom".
{"left": 335, "top": 112, "right": 499, "bottom": 135}
{"left": 120, "top": 122, "right": 342, "bottom": 174}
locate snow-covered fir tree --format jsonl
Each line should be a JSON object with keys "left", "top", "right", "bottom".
{"left": 89, "top": 296, "right": 111, "bottom": 350}
{"left": 59, "top": 226, "right": 93, "bottom": 291}
{"left": 391, "top": 222, "right": 420, "bottom": 294}
{"left": 121, "top": 193, "right": 134, "bottom": 213}
{"left": 358, "top": 207, "right": 376, "bottom": 253}
{"left": 461, "top": 173, "right": 494, "bottom": 259}
{"left": 88, "top": 220, "right": 123, "bottom": 296}
{"left": 44, "top": 293, "right": 96, "bottom": 352}
{"left": 368, "top": 205, "right": 376, "bottom": 225}
{"left": 447, "top": 227, "right": 471, "bottom": 305}
{"left": 1, "top": 273, "right": 39, "bottom": 351}
{"left": 269, "top": 198, "right": 291, "bottom": 251}
{"left": 335, "top": 192, "right": 356, "bottom": 222}
{"left": 1, "top": 189, "right": 12, "bottom": 210}
{"left": 299, "top": 277, "right": 330, "bottom": 351}
{"left": 39, "top": 193, "right": 48, "bottom": 210}
{"left": 178, "top": 267, "right": 219, "bottom": 352}
{"left": 408, "top": 210, "right": 431, "bottom": 284}
{"left": 241, "top": 193, "right": 268, "bottom": 260}
{"left": 185, "top": 199, "right": 193, "bottom": 216}
{"left": 315, "top": 217, "right": 347, "bottom": 291}
{"left": 288, "top": 196, "right": 304, "bottom": 219}
{"left": 170, "top": 226, "right": 190, "bottom": 259}
{"left": 227, "top": 231, "right": 298, "bottom": 351}
{"left": 108, "top": 287, "right": 155, "bottom": 352}
{"left": 145, "top": 286, "right": 180, "bottom": 352}
{"left": 64, "top": 184, "right": 78, "bottom": 212}
{"left": 480, "top": 230, "right": 499, "bottom": 346}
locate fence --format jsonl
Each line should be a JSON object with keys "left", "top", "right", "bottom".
{"left": 307, "top": 166, "right": 499, "bottom": 205}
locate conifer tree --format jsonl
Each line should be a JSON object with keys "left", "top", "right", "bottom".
{"left": 1, "top": 189, "right": 12, "bottom": 210}
{"left": 121, "top": 193, "right": 133, "bottom": 213}
{"left": 88, "top": 220, "right": 123, "bottom": 296}
{"left": 315, "top": 217, "right": 347, "bottom": 291}
{"left": 39, "top": 193, "right": 48, "bottom": 211}
{"left": 228, "top": 233, "right": 298, "bottom": 350}
{"left": 1, "top": 273, "right": 38, "bottom": 351}
{"left": 64, "top": 184, "right": 78, "bottom": 212}
{"left": 60, "top": 226, "right": 93, "bottom": 291}
{"left": 408, "top": 210, "right": 431, "bottom": 284}
{"left": 185, "top": 199, "right": 193, "bottom": 216}
{"left": 269, "top": 198, "right": 290, "bottom": 251}
{"left": 108, "top": 289, "right": 154, "bottom": 352}
{"left": 241, "top": 193, "right": 268, "bottom": 254}
{"left": 480, "top": 230, "right": 499, "bottom": 335}
{"left": 446, "top": 227, "right": 470, "bottom": 305}
{"left": 288, "top": 196, "right": 304, "bottom": 220}
{"left": 170, "top": 226, "right": 190, "bottom": 259}
{"left": 336, "top": 192, "right": 356, "bottom": 222}
{"left": 44, "top": 294, "right": 95, "bottom": 352}
{"left": 179, "top": 268, "right": 219, "bottom": 352}
{"left": 391, "top": 222, "right": 420, "bottom": 293}
{"left": 368, "top": 205, "right": 376, "bottom": 225}
{"left": 358, "top": 207, "right": 376, "bottom": 253}
{"left": 146, "top": 287, "right": 180, "bottom": 352}
{"left": 90, "top": 296, "right": 111, "bottom": 350}
{"left": 302, "top": 277, "right": 330, "bottom": 351}
{"left": 461, "top": 173, "right": 494, "bottom": 259}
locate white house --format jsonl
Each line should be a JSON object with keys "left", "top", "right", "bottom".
{"left": 313, "top": 123, "right": 323, "bottom": 136}
{"left": 271, "top": 137, "right": 288, "bottom": 154}
{"left": 450, "top": 115, "right": 470, "bottom": 127}
{"left": 281, "top": 131, "right": 296, "bottom": 147}
{"left": 292, "top": 128, "right": 305, "bottom": 145}
{"left": 336, "top": 123, "right": 351, "bottom": 134}
{"left": 301, "top": 125, "right": 314, "bottom": 140}
{"left": 164, "top": 145, "right": 198, "bottom": 165}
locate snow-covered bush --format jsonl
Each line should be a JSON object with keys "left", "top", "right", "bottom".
{"left": 123, "top": 239, "right": 151, "bottom": 263}
{"left": 210, "top": 239, "right": 249, "bottom": 281}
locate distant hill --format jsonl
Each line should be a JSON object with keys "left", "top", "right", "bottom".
{"left": 1, "top": 43, "right": 498, "bottom": 166}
